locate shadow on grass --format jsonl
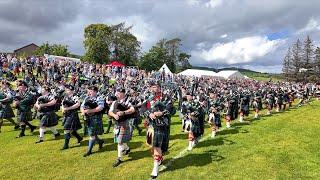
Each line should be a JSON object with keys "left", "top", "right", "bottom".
{"left": 170, "top": 133, "right": 187, "bottom": 140}
{"left": 163, "top": 150, "right": 225, "bottom": 172}
{"left": 196, "top": 136, "right": 236, "bottom": 148}
{"left": 218, "top": 127, "right": 241, "bottom": 136}
{"left": 127, "top": 149, "right": 151, "bottom": 161}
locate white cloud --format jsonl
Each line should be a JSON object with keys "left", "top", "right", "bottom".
{"left": 220, "top": 34, "right": 228, "bottom": 38}
{"left": 205, "top": 0, "right": 223, "bottom": 8}
{"left": 102, "top": 15, "right": 164, "bottom": 52}
{"left": 196, "top": 42, "right": 206, "bottom": 49}
{"left": 192, "top": 36, "right": 285, "bottom": 65}
{"left": 296, "top": 18, "right": 320, "bottom": 34}
{"left": 186, "top": 0, "right": 200, "bottom": 6}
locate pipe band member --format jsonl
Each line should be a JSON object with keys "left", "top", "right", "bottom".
{"left": 108, "top": 88, "right": 136, "bottom": 167}
{"left": 61, "top": 85, "right": 83, "bottom": 150}
{"left": 0, "top": 80, "right": 19, "bottom": 132}
{"left": 35, "top": 85, "right": 60, "bottom": 143}
{"left": 14, "top": 81, "right": 37, "bottom": 138}
{"left": 81, "top": 85, "right": 105, "bottom": 157}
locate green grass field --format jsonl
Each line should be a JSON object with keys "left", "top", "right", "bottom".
{"left": 0, "top": 100, "right": 319, "bottom": 180}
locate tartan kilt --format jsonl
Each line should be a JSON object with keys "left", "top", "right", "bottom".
{"left": 153, "top": 126, "right": 169, "bottom": 153}
{"left": 86, "top": 114, "right": 104, "bottom": 136}
{"left": 191, "top": 119, "right": 201, "bottom": 137}
{"left": 38, "top": 111, "right": 58, "bottom": 127}
{"left": 17, "top": 109, "right": 33, "bottom": 123}
{"left": 214, "top": 114, "right": 222, "bottom": 127}
{"left": 240, "top": 105, "right": 249, "bottom": 116}
{"left": 62, "top": 112, "right": 82, "bottom": 131}
{"left": 114, "top": 120, "right": 132, "bottom": 144}
{"left": 0, "top": 104, "right": 15, "bottom": 119}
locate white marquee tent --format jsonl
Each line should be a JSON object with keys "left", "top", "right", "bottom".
{"left": 177, "top": 69, "right": 217, "bottom": 77}
{"left": 159, "top": 64, "right": 173, "bottom": 74}
{"left": 214, "top": 70, "right": 245, "bottom": 79}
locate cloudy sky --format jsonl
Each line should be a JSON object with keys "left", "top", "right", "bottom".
{"left": 1, "top": 0, "right": 320, "bottom": 73}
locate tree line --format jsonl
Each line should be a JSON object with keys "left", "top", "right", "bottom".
{"left": 33, "top": 23, "right": 191, "bottom": 73}
{"left": 282, "top": 35, "right": 320, "bottom": 82}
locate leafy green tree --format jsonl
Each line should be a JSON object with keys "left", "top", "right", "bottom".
{"left": 34, "top": 42, "right": 70, "bottom": 57}
{"left": 83, "top": 23, "right": 141, "bottom": 65}
{"left": 83, "top": 24, "right": 111, "bottom": 64}
{"left": 139, "top": 46, "right": 168, "bottom": 71}
{"left": 109, "top": 23, "right": 141, "bottom": 66}
{"left": 141, "top": 38, "right": 191, "bottom": 72}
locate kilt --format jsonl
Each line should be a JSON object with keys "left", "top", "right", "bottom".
{"left": 114, "top": 120, "right": 132, "bottom": 144}
{"left": 17, "top": 109, "right": 33, "bottom": 123}
{"left": 38, "top": 111, "right": 58, "bottom": 127}
{"left": 0, "top": 104, "right": 15, "bottom": 119}
{"left": 86, "top": 114, "right": 104, "bottom": 136}
{"left": 153, "top": 126, "right": 169, "bottom": 153}
{"left": 240, "top": 105, "right": 249, "bottom": 116}
{"left": 191, "top": 119, "right": 201, "bottom": 137}
{"left": 214, "top": 114, "right": 222, "bottom": 127}
{"left": 62, "top": 112, "right": 82, "bottom": 131}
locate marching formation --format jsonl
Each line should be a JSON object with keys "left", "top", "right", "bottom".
{"left": 0, "top": 55, "right": 319, "bottom": 179}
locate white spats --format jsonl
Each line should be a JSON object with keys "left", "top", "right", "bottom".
{"left": 211, "top": 131, "right": 216, "bottom": 138}
{"left": 117, "top": 144, "right": 123, "bottom": 159}
{"left": 123, "top": 143, "right": 129, "bottom": 151}
{"left": 151, "top": 160, "right": 160, "bottom": 177}
{"left": 239, "top": 116, "right": 244, "bottom": 122}
{"left": 49, "top": 127, "right": 58, "bottom": 134}
{"left": 39, "top": 127, "right": 46, "bottom": 140}
{"left": 226, "top": 122, "right": 231, "bottom": 128}
{"left": 187, "top": 141, "right": 194, "bottom": 151}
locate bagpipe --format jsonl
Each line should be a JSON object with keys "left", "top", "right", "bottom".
{"left": 0, "top": 92, "right": 7, "bottom": 109}
{"left": 144, "top": 99, "right": 170, "bottom": 127}
{"left": 37, "top": 96, "right": 55, "bottom": 113}
{"left": 62, "top": 97, "right": 79, "bottom": 115}
{"left": 182, "top": 110, "right": 200, "bottom": 132}
{"left": 111, "top": 100, "right": 135, "bottom": 123}
{"left": 83, "top": 98, "right": 99, "bottom": 117}
{"left": 83, "top": 96, "right": 107, "bottom": 117}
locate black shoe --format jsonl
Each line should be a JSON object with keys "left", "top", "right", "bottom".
{"left": 36, "top": 140, "right": 44, "bottom": 144}
{"left": 77, "top": 137, "right": 83, "bottom": 144}
{"left": 83, "top": 151, "right": 92, "bottom": 157}
{"left": 112, "top": 159, "right": 122, "bottom": 167}
{"left": 16, "top": 133, "right": 25, "bottom": 138}
{"left": 54, "top": 133, "right": 61, "bottom": 139}
{"left": 14, "top": 125, "right": 20, "bottom": 130}
{"left": 98, "top": 140, "right": 104, "bottom": 150}
{"left": 61, "top": 146, "right": 69, "bottom": 150}
{"left": 123, "top": 148, "right": 130, "bottom": 155}
{"left": 150, "top": 175, "right": 157, "bottom": 179}
{"left": 30, "top": 126, "right": 36, "bottom": 133}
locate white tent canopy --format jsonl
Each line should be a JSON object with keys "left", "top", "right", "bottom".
{"left": 214, "top": 70, "right": 245, "bottom": 79}
{"left": 159, "top": 63, "right": 173, "bottom": 74}
{"left": 178, "top": 69, "right": 217, "bottom": 77}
